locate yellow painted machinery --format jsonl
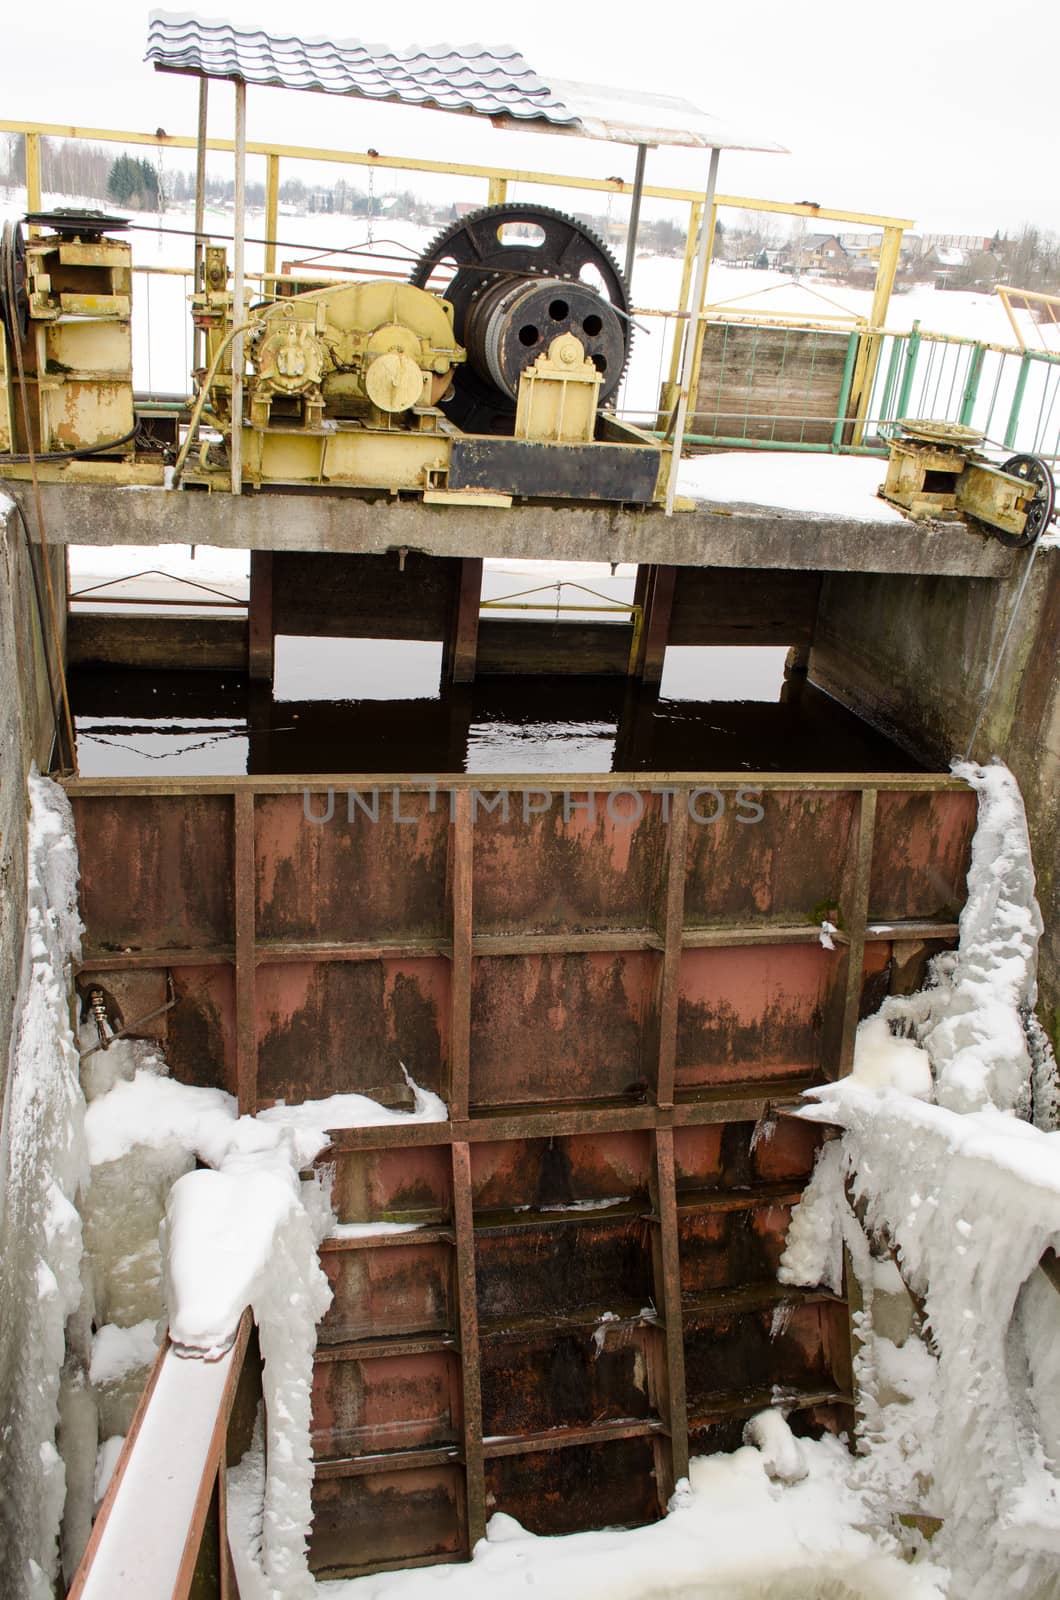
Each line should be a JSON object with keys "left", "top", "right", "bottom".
{"left": 185, "top": 203, "right": 665, "bottom": 503}
{"left": 880, "top": 420, "right": 1056, "bottom": 547}
{"left": 0, "top": 213, "right": 135, "bottom": 463}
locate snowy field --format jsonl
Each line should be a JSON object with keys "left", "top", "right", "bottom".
{"left": 2, "top": 184, "right": 1055, "bottom": 431}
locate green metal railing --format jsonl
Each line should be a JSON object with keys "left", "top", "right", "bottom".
{"left": 868, "top": 325, "right": 1060, "bottom": 459}
{"left": 657, "top": 318, "right": 1060, "bottom": 461}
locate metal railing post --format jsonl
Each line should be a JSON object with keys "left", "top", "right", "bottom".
{"left": 264, "top": 151, "right": 280, "bottom": 281}
{"left": 25, "top": 132, "right": 42, "bottom": 236}
{"left": 959, "top": 342, "right": 985, "bottom": 426}
{"left": 230, "top": 79, "right": 246, "bottom": 497}
{"left": 894, "top": 321, "right": 922, "bottom": 422}
{"left": 832, "top": 329, "right": 860, "bottom": 448}
{"left": 1004, "top": 351, "right": 1032, "bottom": 450}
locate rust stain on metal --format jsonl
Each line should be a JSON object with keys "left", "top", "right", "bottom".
{"left": 470, "top": 1131, "right": 651, "bottom": 1209}
{"left": 471, "top": 951, "right": 655, "bottom": 1106}
{"left": 310, "top": 1467, "right": 464, "bottom": 1578}
{"left": 72, "top": 794, "right": 234, "bottom": 950}
{"left": 318, "top": 1242, "right": 453, "bottom": 1344}
{"left": 683, "top": 792, "right": 858, "bottom": 925}
{"left": 255, "top": 957, "right": 449, "bottom": 1103}
{"left": 255, "top": 791, "right": 449, "bottom": 943}
{"left": 676, "top": 944, "right": 843, "bottom": 1087}
{"left": 471, "top": 793, "right": 667, "bottom": 936}
{"left": 484, "top": 1438, "right": 661, "bottom": 1536}
{"left": 312, "top": 1350, "right": 459, "bottom": 1459}
{"left": 868, "top": 788, "right": 976, "bottom": 921}
{"left": 328, "top": 1145, "right": 453, "bottom": 1225}
{"left": 480, "top": 1327, "right": 655, "bottom": 1436}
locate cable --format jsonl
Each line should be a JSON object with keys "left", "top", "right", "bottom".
{"left": 0, "top": 423, "right": 141, "bottom": 465}
{"left": 3, "top": 232, "right": 78, "bottom": 774}
{"left": 3, "top": 494, "right": 73, "bottom": 774}
{"left": 964, "top": 537, "right": 1043, "bottom": 760}
{"left": 171, "top": 315, "right": 261, "bottom": 485}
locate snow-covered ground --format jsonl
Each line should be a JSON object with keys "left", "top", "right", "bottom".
{"left": 2, "top": 185, "right": 1053, "bottom": 441}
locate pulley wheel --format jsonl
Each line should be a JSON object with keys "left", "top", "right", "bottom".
{"left": 0, "top": 220, "right": 29, "bottom": 349}
{"left": 997, "top": 454, "right": 1056, "bottom": 547}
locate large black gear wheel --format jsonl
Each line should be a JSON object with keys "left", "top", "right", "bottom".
{"left": 410, "top": 203, "right": 632, "bottom": 433}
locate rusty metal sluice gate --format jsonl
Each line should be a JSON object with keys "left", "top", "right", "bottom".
{"left": 66, "top": 771, "right": 975, "bottom": 1578}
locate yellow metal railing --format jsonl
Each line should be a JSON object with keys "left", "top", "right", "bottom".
{"left": 3, "top": 116, "right": 912, "bottom": 441}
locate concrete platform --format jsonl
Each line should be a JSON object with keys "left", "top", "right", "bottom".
{"left": 20, "top": 482, "right": 1015, "bottom": 577}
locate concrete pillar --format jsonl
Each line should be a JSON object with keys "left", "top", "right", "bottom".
{"left": 630, "top": 564, "right": 676, "bottom": 685}
{"left": 247, "top": 551, "right": 274, "bottom": 683}
{"left": 444, "top": 558, "right": 482, "bottom": 686}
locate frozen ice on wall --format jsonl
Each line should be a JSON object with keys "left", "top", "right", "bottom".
{"left": 857, "top": 761, "right": 1048, "bottom": 1115}
{"left": 781, "top": 761, "right": 1060, "bottom": 1598}
{"left": 0, "top": 774, "right": 87, "bottom": 1600}
{"left": 81, "top": 1057, "right": 446, "bottom": 1598}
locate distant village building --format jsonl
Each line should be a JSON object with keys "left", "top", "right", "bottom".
{"left": 797, "top": 233, "right": 847, "bottom": 269}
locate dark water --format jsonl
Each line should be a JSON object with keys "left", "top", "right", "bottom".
{"left": 69, "top": 658, "right": 921, "bottom": 777}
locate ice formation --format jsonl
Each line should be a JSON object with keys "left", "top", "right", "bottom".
{"left": 0, "top": 774, "right": 87, "bottom": 1600}
{"left": 781, "top": 761, "right": 1060, "bottom": 1598}
{"left": 83, "top": 1058, "right": 445, "bottom": 1599}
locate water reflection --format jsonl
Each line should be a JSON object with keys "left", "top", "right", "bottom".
{"left": 71, "top": 662, "right": 921, "bottom": 777}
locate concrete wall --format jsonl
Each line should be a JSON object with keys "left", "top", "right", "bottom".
{"left": 810, "top": 545, "right": 1060, "bottom": 1042}
{"left": 0, "top": 493, "right": 66, "bottom": 1099}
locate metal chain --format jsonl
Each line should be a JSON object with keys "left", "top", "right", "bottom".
{"left": 367, "top": 158, "right": 375, "bottom": 246}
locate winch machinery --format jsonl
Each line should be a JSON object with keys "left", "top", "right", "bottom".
{"left": 184, "top": 201, "right": 659, "bottom": 501}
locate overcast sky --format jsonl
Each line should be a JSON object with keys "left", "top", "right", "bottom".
{"left": 4, "top": 0, "right": 1055, "bottom": 238}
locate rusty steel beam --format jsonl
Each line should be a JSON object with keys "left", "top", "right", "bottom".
{"left": 656, "top": 799, "right": 689, "bottom": 1109}
{"left": 248, "top": 551, "right": 274, "bottom": 682}
{"left": 75, "top": 918, "right": 963, "bottom": 976}
{"left": 62, "top": 772, "right": 973, "bottom": 798}
{"left": 445, "top": 558, "right": 483, "bottom": 686}
{"left": 234, "top": 790, "right": 257, "bottom": 1113}
{"left": 482, "top": 1418, "right": 664, "bottom": 1458}
{"left": 314, "top": 1445, "right": 461, "bottom": 1479}
{"left": 449, "top": 790, "right": 474, "bottom": 1120}
{"left": 838, "top": 787, "right": 877, "bottom": 1078}
{"left": 649, "top": 1128, "right": 689, "bottom": 1488}
{"left": 318, "top": 1084, "right": 827, "bottom": 1154}
{"left": 450, "top": 1141, "right": 486, "bottom": 1549}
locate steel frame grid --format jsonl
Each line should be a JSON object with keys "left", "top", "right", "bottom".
{"left": 64, "top": 768, "right": 973, "bottom": 1573}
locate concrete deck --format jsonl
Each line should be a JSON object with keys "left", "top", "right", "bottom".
{"left": 19, "top": 483, "right": 1016, "bottom": 577}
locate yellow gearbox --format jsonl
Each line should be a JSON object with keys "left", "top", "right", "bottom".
{"left": 246, "top": 280, "right": 465, "bottom": 429}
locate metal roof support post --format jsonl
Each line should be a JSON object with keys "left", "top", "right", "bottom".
{"left": 665, "top": 144, "right": 720, "bottom": 514}
{"left": 230, "top": 76, "right": 246, "bottom": 497}
{"left": 624, "top": 143, "right": 649, "bottom": 285}
{"left": 192, "top": 78, "right": 208, "bottom": 374}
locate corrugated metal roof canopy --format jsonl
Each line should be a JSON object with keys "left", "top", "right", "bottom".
{"left": 146, "top": 12, "right": 787, "bottom": 152}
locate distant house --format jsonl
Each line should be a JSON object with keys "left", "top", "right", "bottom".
{"left": 785, "top": 233, "right": 846, "bottom": 271}
{"left": 839, "top": 232, "right": 883, "bottom": 265}
{"left": 924, "top": 245, "right": 968, "bottom": 286}
{"left": 803, "top": 233, "right": 847, "bottom": 267}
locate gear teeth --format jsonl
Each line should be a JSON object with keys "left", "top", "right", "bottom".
{"left": 408, "top": 201, "right": 634, "bottom": 398}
